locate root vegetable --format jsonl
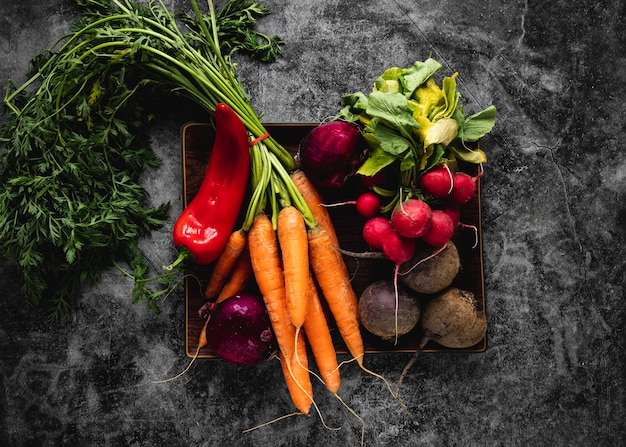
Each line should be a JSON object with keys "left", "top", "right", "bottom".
{"left": 324, "top": 191, "right": 382, "bottom": 218}
{"left": 399, "top": 241, "right": 461, "bottom": 294}
{"left": 391, "top": 198, "right": 432, "bottom": 239}
{"left": 355, "top": 192, "right": 382, "bottom": 218}
{"left": 420, "top": 287, "right": 487, "bottom": 349}
{"left": 421, "top": 209, "right": 455, "bottom": 247}
{"left": 205, "top": 293, "right": 275, "bottom": 366}
{"left": 449, "top": 172, "right": 477, "bottom": 205}
{"left": 382, "top": 230, "right": 416, "bottom": 265}
{"left": 420, "top": 164, "right": 453, "bottom": 198}
{"left": 362, "top": 216, "right": 393, "bottom": 250}
{"left": 298, "top": 120, "right": 365, "bottom": 189}
{"left": 358, "top": 280, "right": 421, "bottom": 342}
{"left": 396, "top": 287, "right": 486, "bottom": 397}
{"left": 441, "top": 206, "right": 460, "bottom": 227}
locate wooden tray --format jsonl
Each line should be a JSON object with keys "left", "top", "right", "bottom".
{"left": 182, "top": 122, "right": 487, "bottom": 358}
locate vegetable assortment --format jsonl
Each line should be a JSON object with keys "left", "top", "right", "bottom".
{"left": 0, "top": 0, "right": 497, "bottom": 429}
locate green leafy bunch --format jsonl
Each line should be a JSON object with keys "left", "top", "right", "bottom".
{"left": 337, "top": 58, "right": 496, "bottom": 209}
{"left": 0, "top": 0, "right": 285, "bottom": 320}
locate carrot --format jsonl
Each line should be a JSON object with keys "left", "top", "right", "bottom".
{"left": 204, "top": 229, "right": 247, "bottom": 299}
{"left": 290, "top": 169, "right": 340, "bottom": 248}
{"left": 248, "top": 213, "right": 313, "bottom": 414}
{"left": 215, "top": 247, "right": 252, "bottom": 303}
{"left": 277, "top": 205, "right": 309, "bottom": 328}
{"left": 308, "top": 225, "right": 363, "bottom": 366}
{"left": 303, "top": 275, "right": 341, "bottom": 394}
{"left": 279, "top": 332, "right": 313, "bottom": 415}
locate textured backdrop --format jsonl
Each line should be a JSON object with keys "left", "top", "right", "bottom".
{"left": 1, "top": 0, "right": 624, "bottom": 446}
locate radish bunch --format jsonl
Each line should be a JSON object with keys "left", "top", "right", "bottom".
{"left": 357, "top": 163, "right": 481, "bottom": 266}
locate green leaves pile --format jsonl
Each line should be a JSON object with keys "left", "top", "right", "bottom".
{"left": 337, "top": 58, "right": 496, "bottom": 210}
{"left": 0, "top": 0, "right": 284, "bottom": 320}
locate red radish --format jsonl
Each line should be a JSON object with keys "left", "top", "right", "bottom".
{"left": 420, "top": 164, "right": 453, "bottom": 198}
{"left": 358, "top": 168, "right": 391, "bottom": 188}
{"left": 355, "top": 192, "right": 382, "bottom": 218}
{"left": 382, "top": 230, "right": 416, "bottom": 264}
{"left": 381, "top": 230, "right": 417, "bottom": 345}
{"left": 298, "top": 120, "right": 365, "bottom": 189}
{"left": 421, "top": 210, "right": 455, "bottom": 247}
{"left": 442, "top": 206, "right": 460, "bottom": 227}
{"left": 391, "top": 199, "right": 432, "bottom": 239}
{"left": 362, "top": 216, "right": 393, "bottom": 250}
{"left": 441, "top": 206, "right": 479, "bottom": 248}
{"left": 449, "top": 172, "right": 477, "bottom": 205}
{"left": 324, "top": 191, "right": 381, "bottom": 217}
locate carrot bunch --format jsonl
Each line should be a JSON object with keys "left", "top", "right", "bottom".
{"left": 201, "top": 134, "right": 365, "bottom": 416}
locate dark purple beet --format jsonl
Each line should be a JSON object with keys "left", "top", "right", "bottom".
{"left": 205, "top": 293, "right": 275, "bottom": 366}
{"left": 298, "top": 120, "right": 365, "bottom": 188}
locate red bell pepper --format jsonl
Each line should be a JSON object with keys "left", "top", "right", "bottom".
{"left": 172, "top": 103, "right": 250, "bottom": 264}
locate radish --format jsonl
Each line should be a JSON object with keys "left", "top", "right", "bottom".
{"left": 421, "top": 209, "right": 455, "bottom": 247}
{"left": 420, "top": 164, "right": 453, "bottom": 198}
{"left": 441, "top": 206, "right": 460, "bottom": 227}
{"left": 449, "top": 172, "right": 478, "bottom": 205}
{"left": 391, "top": 198, "right": 432, "bottom": 239}
{"left": 442, "top": 206, "right": 479, "bottom": 248}
{"left": 381, "top": 230, "right": 417, "bottom": 345}
{"left": 382, "top": 230, "right": 416, "bottom": 264}
{"left": 355, "top": 192, "right": 382, "bottom": 218}
{"left": 362, "top": 216, "right": 393, "bottom": 250}
{"left": 324, "top": 191, "right": 382, "bottom": 218}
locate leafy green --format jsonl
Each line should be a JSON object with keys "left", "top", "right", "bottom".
{"left": 0, "top": 0, "right": 285, "bottom": 320}
{"left": 336, "top": 57, "right": 496, "bottom": 207}
{"left": 458, "top": 104, "right": 497, "bottom": 142}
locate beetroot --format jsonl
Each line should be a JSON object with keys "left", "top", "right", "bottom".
{"left": 298, "top": 121, "right": 365, "bottom": 188}
{"left": 358, "top": 280, "right": 421, "bottom": 341}
{"left": 205, "top": 293, "right": 275, "bottom": 365}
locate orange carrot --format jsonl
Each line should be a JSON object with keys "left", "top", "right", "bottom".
{"left": 303, "top": 275, "right": 341, "bottom": 394}
{"left": 215, "top": 247, "right": 252, "bottom": 303}
{"left": 308, "top": 225, "right": 363, "bottom": 366}
{"left": 204, "top": 229, "right": 247, "bottom": 299}
{"left": 279, "top": 342, "right": 313, "bottom": 415}
{"left": 277, "top": 206, "right": 309, "bottom": 328}
{"left": 290, "top": 170, "right": 340, "bottom": 248}
{"left": 248, "top": 213, "right": 313, "bottom": 413}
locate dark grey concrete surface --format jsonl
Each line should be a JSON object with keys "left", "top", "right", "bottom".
{"left": 1, "top": 0, "right": 624, "bottom": 446}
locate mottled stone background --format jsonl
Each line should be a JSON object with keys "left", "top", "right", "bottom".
{"left": 1, "top": 0, "right": 624, "bottom": 446}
